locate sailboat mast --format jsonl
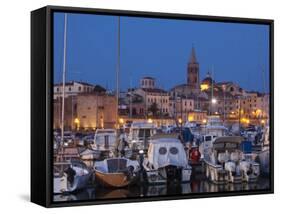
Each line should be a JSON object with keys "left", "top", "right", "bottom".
{"left": 129, "top": 74, "right": 132, "bottom": 118}
{"left": 61, "top": 13, "right": 68, "bottom": 145}
{"left": 262, "top": 65, "right": 267, "bottom": 121}
{"left": 116, "top": 16, "right": 120, "bottom": 128}
{"left": 210, "top": 66, "right": 214, "bottom": 115}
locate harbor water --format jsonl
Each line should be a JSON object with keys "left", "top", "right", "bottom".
{"left": 53, "top": 175, "right": 270, "bottom": 202}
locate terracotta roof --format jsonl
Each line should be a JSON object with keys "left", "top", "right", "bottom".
{"left": 54, "top": 81, "right": 95, "bottom": 87}
{"left": 141, "top": 88, "right": 167, "bottom": 93}
{"left": 142, "top": 76, "right": 155, "bottom": 80}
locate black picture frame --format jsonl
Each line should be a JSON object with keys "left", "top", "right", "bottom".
{"left": 31, "top": 5, "right": 274, "bottom": 208}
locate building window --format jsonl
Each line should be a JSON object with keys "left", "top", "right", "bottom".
{"left": 69, "top": 87, "right": 71, "bottom": 92}
{"left": 78, "top": 86, "right": 81, "bottom": 91}
{"left": 56, "top": 87, "right": 59, "bottom": 92}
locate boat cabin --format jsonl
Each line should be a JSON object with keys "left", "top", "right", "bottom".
{"left": 92, "top": 129, "right": 117, "bottom": 152}
{"left": 128, "top": 121, "right": 157, "bottom": 151}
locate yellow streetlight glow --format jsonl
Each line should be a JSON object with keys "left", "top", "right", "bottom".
{"left": 200, "top": 84, "right": 209, "bottom": 91}
{"left": 188, "top": 115, "right": 194, "bottom": 122}
{"left": 178, "top": 118, "right": 183, "bottom": 124}
{"left": 147, "top": 118, "right": 153, "bottom": 123}
{"left": 119, "top": 118, "right": 124, "bottom": 124}
{"left": 74, "top": 118, "right": 80, "bottom": 124}
{"left": 202, "top": 119, "right": 207, "bottom": 124}
{"left": 74, "top": 118, "right": 80, "bottom": 131}
{"left": 261, "top": 119, "right": 265, "bottom": 124}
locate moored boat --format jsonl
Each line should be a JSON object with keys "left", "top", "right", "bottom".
{"left": 143, "top": 135, "right": 192, "bottom": 184}
{"left": 127, "top": 121, "right": 157, "bottom": 152}
{"left": 257, "top": 126, "right": 270, "bottom": 174}
{"left": 204, "top": 136, "right": 260, "bottom": 184}
{"left": 91, "top": 129, "right": 117, "bottom": 158}
{"left": 53, "top": 160, "right": 92, "bottom": 194}
{"left": 94, "top": 158, "right": 140, "bottom": 188}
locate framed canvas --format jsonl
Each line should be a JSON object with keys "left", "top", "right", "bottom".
{"left": 31, "top": 5, "right": 274, "bottom": 207}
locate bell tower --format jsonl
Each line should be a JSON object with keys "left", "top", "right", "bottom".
{"left": 187, "top": 46, "right": 199, "bottom": 89}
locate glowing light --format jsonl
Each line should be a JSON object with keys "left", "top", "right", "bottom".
{"left": 74, "top": 118, "right": 80, "bottom": 124}
{"left": 202, "top": 119, "right": 207, "bottom": 124}
{"left": 211, "top": 98, "right": 217, "bottom": 104}
{"left": 261, "top": 119, "right": 265, "bottom": 124}
{"left": 200, "top": 84, "right": 209, "bottom": 91}
{"left": 215, "top": 111, "right": 218, "bottom": 115}
{"left": 178, "top": 118, "right": 183, "bottom": 124}
{"left": 119, "top": 118, "right": 124, "bottom": 124}
{"left": 74, "top": 118, "right": 80, "bottom": 130}
{"left": 256, "top": 109, "right": 262, "bottom": 116}
{"left": 241, "top": 118, "right": 250, "bottom": 124}
{"left": 188, "top": 115, "right": 194, "bottom": 122}
{"left": 147, "top": 118, "right": 153, "bottom": 123}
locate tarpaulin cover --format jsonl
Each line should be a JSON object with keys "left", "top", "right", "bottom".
{"left": 147, "top": 138, "right": 188, "bottom": 169}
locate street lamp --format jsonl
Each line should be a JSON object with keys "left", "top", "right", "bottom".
{"left": 211, "top": 98, "right": 217, "bottom": 104}
{"left": 147, "top": 118, "right": 153, "bottom": 123}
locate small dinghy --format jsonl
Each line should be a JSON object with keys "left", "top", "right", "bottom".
{"left": 94, "top": 158, "right": 140, "bottom": 188}
{"left": 53, "top": 160, "right": 92, "bottom": 194}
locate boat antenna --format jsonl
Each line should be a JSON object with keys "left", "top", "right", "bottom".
{"left": 61, "top": 13, "right": 68, "bottom": 146}
{"left": 116, "top": 16, "right": 120, "bottom": 128}
{"left": 129, "top": 72, "right": 133, "bottom": 118}
{"left": 210, "top": 66, "right": 214, "bottom": 115}
{"left": 261, "top": 64, "right": 267, "bottom": 121}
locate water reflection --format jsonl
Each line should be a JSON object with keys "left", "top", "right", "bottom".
{"left": 53, "top": 177, "right": 270, "bottom": 202}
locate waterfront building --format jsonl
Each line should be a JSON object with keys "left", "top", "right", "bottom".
{"left": 76, "top": 93, "right": 117, "bottom": 130}
{"left": 134, "top": 77, "right": 170, "bottom": 117}
{"left": 53, "top": 81, "right": 101, "bottom": 99}
{"left": 187, "top": 110, "right": 208, "bottom": 124}
{"left": 169, "top": 96, "right": 194, "bottom": 122}
{"left": 239, "top": 91, "right": 269, "bottom": 122}
{"left": 53, "top": 81, "right": 109, "bottom": 130}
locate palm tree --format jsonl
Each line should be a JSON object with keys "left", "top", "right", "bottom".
{"left": 148, "top": 102, "right": 159, "bottom": 116}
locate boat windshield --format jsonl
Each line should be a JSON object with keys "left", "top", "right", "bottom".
{"left": 95, "top": 135, "right": 116, "bottom": 145}
{"left": 138, "top": 129, "right": 151, "bottom": 138}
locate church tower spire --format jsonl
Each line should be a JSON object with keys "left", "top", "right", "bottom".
{"left": 187, "top": 45, "right": 199, "bottom": 89}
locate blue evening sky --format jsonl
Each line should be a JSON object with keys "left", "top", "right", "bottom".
{"left": 53, "top": 12, "right": 270, "bottom": 92}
